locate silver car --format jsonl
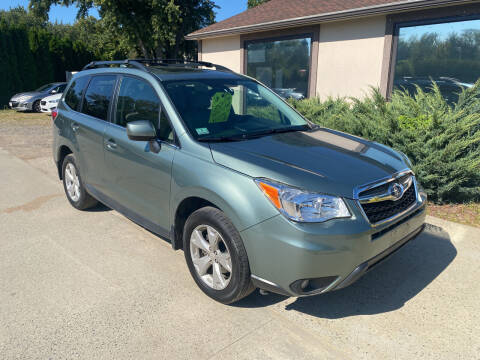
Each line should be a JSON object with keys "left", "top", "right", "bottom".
{"left": 9, "top": 82, "right": 67, "bottom": 112}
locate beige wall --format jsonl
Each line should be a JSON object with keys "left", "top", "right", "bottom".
{"left": 316, "top": 16, "right": 386, "bottom": 99}
{"left": 201, "top": 35, "right": 241, "bottom": 73}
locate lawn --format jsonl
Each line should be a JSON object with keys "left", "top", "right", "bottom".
{"left": 0, "top": 109, "right": 479, "bottom": 228}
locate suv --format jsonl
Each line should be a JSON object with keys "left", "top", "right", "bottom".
{"left": 53, "top": 59, "right": 427, "bottom": 304}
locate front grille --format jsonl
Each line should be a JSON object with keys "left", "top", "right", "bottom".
{"left": 359, "top": 174, "right": 411, "bottom": 198}
{"left": 10, "top": 101, "right": 19, "bottom": 107}
{"left": 361, "top": 183, "right": 417, "bottom": 223}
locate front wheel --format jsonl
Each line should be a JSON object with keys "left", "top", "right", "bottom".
{"left": 32, "top": 100, "right": 41, "bottom": 112}
{"left": 183, "top": 207, "right": 255, "bottom": 304}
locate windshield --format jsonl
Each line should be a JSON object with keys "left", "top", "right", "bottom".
{"left": 163, "top": 78, "right": 309, "bottom": 141}
{"left": 35, "top": 83, "right": 54, "bottom": 92}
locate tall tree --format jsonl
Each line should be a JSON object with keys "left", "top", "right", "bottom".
{"left": 29, "top": 0, "right": 216, "bottom": 59}
{"left": 248, "top": 0, "right": 269, "bottom": 8}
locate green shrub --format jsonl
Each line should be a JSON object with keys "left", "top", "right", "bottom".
{"left": 289, "top": 82, "right": 480, "bottom": 204}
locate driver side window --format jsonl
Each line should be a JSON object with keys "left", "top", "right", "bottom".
{"left": 115, "top": 76, "right": 174, "bottom": 142}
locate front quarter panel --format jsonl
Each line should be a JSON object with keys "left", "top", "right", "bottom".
{"left": 170, "top": 140, "right": 278, "bottom": 234}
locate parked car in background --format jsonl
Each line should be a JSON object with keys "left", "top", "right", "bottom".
{"left": 9, "top": 82, "right": 67, "bottom": 112}
{"left": 273, "top": 88, "right": 305, "bottom": 100}
{"left": 394, "top": 76, "right": 473, "bottom": 104}
{"left": 40, "top": 93, "right": 63, "bottom": 114}
{"left": 53, "top": 59, "right": 427, "bottom": 304}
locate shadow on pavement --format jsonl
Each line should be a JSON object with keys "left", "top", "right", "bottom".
{"left": 85, "top": 202, "right": 112, "bottom": 212}
{"left": 235, "top": 224, "right": 457, "bottom": 318}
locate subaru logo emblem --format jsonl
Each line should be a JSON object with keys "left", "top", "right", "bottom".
{"left": 389, "top": 183, "right": 404, "bottom": 201}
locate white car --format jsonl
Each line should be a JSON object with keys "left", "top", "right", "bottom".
{"left": 40, "top": 93, "right": 63, "bottom": 114}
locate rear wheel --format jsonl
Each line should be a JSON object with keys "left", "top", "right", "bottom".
{"left": 62, "top": 154, "right": 98, "bottom": 210}
{"left": 183, "top": 207, "right": 254, "bottom": 304}
{"left": 32, "top": 100, "right": 41, "bottom": 113}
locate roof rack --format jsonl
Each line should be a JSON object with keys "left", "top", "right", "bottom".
{"left": 82, "top": 59, "right": 233, "bottom": 73}
{"left": 82, "top": 60, "right": 148, "bottom": 71}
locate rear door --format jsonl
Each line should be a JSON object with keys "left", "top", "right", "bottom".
{"left": 69, "top": 74, "right": 117, "bottom": 190}
{"left": 102, "top": 75, "right": 176, "bottom": 234}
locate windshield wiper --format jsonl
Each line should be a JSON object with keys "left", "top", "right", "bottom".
{"left": 197, "top": 125, "right": 313, "bottom": 142}
{"left": 197, "top": 135, "right": 248, "bottom": 142}
{"left": 242, "top": 125, "right": 312, "bottom": 139}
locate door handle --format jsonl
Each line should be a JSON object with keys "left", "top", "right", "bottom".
{"left": 71, "top": 122, "right": 80, "bottom": 132}
{"left": 105, "top": 139, "right": 117, "bottom": 150}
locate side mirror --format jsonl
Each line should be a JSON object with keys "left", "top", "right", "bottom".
{"left": 50, "top": 89, "right": 57, "bottom": 94}
{"left": 126, "top": 120, "right": 157, "bottom": 141}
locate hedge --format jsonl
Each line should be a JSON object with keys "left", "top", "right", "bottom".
{"left": 289, "top": 83, "right": 480, "bottom": 204}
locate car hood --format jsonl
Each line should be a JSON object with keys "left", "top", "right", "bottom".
{"left": 42, "top": 93, "right": 62, "bottom": 101}
{"left": 209, "top": 128, "right": 409, "bottom": 199}
{"left": 11, "top": 92, "right": 42, "bottom": 100}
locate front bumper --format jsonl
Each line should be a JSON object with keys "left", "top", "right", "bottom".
{"left": 242, "top": 194, "right": 427, "bottom": 297}
{"left": 41, "top": 103, "right": 56, "bottom": 113}
{"left": 9, "top": 100, "right": 31, "bottom": 111}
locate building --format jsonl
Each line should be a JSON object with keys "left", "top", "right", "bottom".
{"left": 186, "top": 0, "right": 480, "bottom": 100}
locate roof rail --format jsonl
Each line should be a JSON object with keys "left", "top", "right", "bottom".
{"left": 82, "top": 59, "right": 233, "bottom": 73}
{"left": 82, "top": 60, "right": 148, "bottom": 71}
{"left": 159, "top": 59, "right": 233, "bottom": 73}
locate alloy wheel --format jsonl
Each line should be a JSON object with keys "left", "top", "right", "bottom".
{"left": 64, "top": 163, "right": 81, "bottom": 202}
{"left": 189, "top": 225, "right": 232, "bottom": 290}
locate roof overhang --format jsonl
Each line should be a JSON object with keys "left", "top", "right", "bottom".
{"left": 186, "top": 0, "right": 475, "bottom": 40}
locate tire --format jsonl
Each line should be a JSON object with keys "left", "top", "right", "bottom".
{"left": 62, "top": 154, "right": 98, "bottom": 210}
{"left": 183, "top": 206, "right": 255, "bottom": 304}
{"left": 32, "top": 100, "right": 41, "bottom": 113}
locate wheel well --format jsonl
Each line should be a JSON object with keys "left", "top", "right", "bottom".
{"left": 57, "top": 146, "right": 72, "bottom": 179}
{"left": 173, "top": 197, "right": 217, "bottom": 250}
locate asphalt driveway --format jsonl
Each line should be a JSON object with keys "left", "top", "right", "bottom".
{"left": 0, "top": 138, "right": 479, "bottom": 359}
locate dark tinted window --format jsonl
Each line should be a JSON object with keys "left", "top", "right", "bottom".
{"left": 64, "top": 77, "right": 89, "bottom": 111}
{"left": 116, "top": 76, "right": 174, "bottom": 142}
{"left": 82, "top": 75, "right": 116, "bottom": 121}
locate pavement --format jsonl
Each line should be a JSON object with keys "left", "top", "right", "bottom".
{"left": 0, "top": 146, "right": 479, "bottom": 359}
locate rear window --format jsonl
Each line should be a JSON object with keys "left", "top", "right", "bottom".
{"left": 64, "top": 77, "right": 89, "bottom": 111}
{"left": 81, "top": 75, "right": 116, "bottom": 121}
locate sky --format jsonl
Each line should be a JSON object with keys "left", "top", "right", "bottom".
{"left": 0, "top": 0, "right": 246, "bottom": 24}
{"left": 400, "top": 18, "right": 480, "bottom": 40}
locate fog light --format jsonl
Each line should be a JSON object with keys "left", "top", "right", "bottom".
{"left": 300, "top": 280, "right": 310, "bottom": 290}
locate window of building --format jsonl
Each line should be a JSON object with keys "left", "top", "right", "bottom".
{"left": 246, "top": 36, "right": 312, "bottom": 100}
{"left": 393, "top": 17, "right": 480, "bottom": 102}
{"left": 82, "top": 75, "right": 116, "bottom": 121}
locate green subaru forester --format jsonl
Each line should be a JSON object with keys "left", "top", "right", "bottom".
{"left": 53, "top": 59, "right": 427, "bottom": 304}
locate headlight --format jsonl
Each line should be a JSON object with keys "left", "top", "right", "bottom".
{"left": 49, "top": 99, "right": 59, "bottom": 103}
{"left": 255, "top": 179, "right": 351, "bottom": 223}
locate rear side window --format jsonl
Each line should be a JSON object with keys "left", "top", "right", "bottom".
{"left": 64, "top": 77, "right": 89, "bottom": 111}
{"left": 82, "top": 75, "right": 116, "bottom": 121}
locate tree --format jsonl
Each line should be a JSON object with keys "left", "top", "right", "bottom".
{"left": 29, "top": 0, "right": 216, "bottom": 59}
{"left": 248, "top": 0, "right": 269, "bottom": 8}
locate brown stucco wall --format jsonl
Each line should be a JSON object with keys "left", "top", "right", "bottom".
{"left": 316, "top": 16, "right": 387, "bottom": 99}
{"left": 201, "top": 35, "right": 242, "bottom": 73}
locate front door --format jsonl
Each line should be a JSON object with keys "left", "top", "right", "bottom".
{"left": 103, "top": 76, "right": 176, "bottom": 234}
